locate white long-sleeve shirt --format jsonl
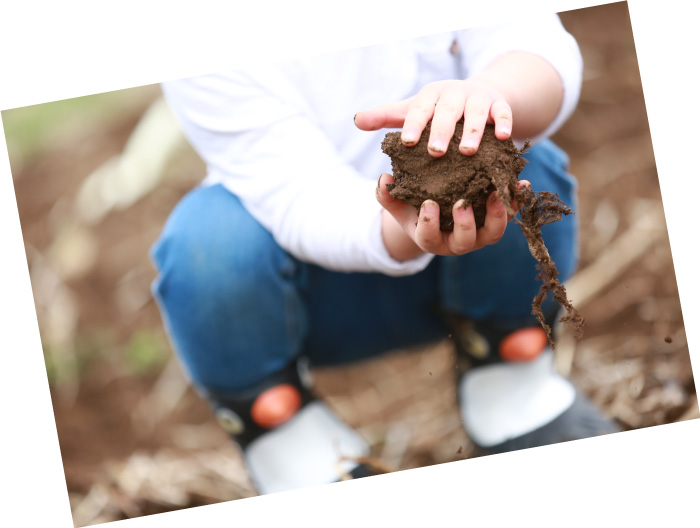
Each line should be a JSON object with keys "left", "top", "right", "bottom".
{"left": 162, "top": 15, "right": 582, "bottom": 276}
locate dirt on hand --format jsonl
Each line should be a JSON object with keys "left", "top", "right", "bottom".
{"left": 381, "top": 122, "right": 585, "bottom": 343}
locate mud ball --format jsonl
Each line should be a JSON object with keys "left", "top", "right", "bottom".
{"left": 381, "top": 121, "right": 527, "bottom": 231}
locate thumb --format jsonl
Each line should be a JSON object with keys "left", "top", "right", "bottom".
{"left": 376, "top": 173, "right": 418, "bottom": 230}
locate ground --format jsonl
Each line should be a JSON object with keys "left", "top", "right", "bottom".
{"left": 4, "top": 2, "right": 696, "bottom": 526}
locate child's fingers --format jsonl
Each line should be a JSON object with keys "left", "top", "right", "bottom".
{"left": 508, "top": 180, "right": 531, "bottom": 219}
{"left": 459, "top": 94, "right": 491, "bottom": 155}
{"left": 354, "top": 99, "right": 413, "bottom": 131}
{"left": 413, "top": 200, "right": 444, "bottom": 252}
{"left": 448, "top": 200, "right": 478, "bottom": 254}
{"left": 427, "top": 88, "right": 469, "bottom": 157}
{"left": 401, "top": 86, "right": 441, "bottom": 146}
{"left": 375, "top": 173, "right": 418, "bottom": 231}
{"left": 476, "top": 192, "right": 508, "bottom": 246}
{"left": 517, "top": 179, "right": 531, "bottom": 194}
{"left": 491, "top": 99, "right": 513, "bottom": 140}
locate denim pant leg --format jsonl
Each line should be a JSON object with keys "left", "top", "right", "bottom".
{"left": 439, "top": 139, "right": 579, "bottom": 327}
{"left": 151, "top": 184, "right": 449, "bottom": 393}
{"left": 151, "top": 184, "right": 309, "bottom": 393}
{"left": 302, "top": 261, "right": 448, "bottom": 367}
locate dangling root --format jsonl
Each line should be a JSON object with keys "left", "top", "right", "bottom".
{"left": 512, "top": 185, "right": 585, "bottom": 345}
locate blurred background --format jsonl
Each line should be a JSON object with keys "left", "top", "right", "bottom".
{"left": 2, "top": 2, "right": 696, "bottom": 526}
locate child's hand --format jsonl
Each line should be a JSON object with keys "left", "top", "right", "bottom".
{"left": 376, "top": 173, "right": 529, "bottom": 261}
{"left": 355, "top": 78, "right": 512, "bottom": 157}
{"left": 359, "top": 52, "right": 564, "bottom": 260}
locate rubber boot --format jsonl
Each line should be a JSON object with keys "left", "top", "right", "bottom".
{"left": 452, "top": 310, "right": 620, "bottom": 455}
{"left": 203, "top": 359, "right": 372, "bottom": 495}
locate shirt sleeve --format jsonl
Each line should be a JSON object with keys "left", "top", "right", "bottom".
{"left": 161, "top": 71, "right": 434, "bottom": 276}
{"left": 455, "top": 14, "right": 583, "bottom": 144}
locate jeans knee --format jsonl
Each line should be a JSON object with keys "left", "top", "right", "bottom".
{"left": 151, "top": 184, "right": 296, "bottom": 308}
{"left": 150, "top": 185, "right": 308, "bottom": 393}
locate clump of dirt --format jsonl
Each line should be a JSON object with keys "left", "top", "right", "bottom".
{"left": 382, "top": 122, "right": 524, "bottom": 230}
{"left": 381, "top": 121, "right": 584, "bottom": 342}
{"left": 516, "top": 183, "right": 585, "bottom": 341}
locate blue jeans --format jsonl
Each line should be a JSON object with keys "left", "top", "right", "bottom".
{"left": 151, "top": 140, "right": 578, "bottom": 394}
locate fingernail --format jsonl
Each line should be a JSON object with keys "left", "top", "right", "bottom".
{"left": 498, "top": 125, "right": 511, "bottom": 136}
{"left": 456, "top": 199, "right": 468, "bottom": 210}
{"left": 422, "top": 201, "right": 438, "bottom": 216}
{"left": 461, "top": 139, "right": 477, "bottom": 152}
{"left": 402, "top": 133, "right": 417, "bottom": 145}
{"left": 428, "top": 142, "right": 446, "bottom": 154}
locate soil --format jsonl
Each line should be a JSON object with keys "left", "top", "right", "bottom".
{"left": 382, "top": 122, "right": 584, "bottom": 341}
{"left": 382, "top": 122, "right": 525, "bottom": 230}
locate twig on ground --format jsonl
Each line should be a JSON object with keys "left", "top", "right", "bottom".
{"left": 131, "top": 356, "right": 190, "bottom": 437}
{"left": 565, "top": 199, "right": 667, "bottom": 308}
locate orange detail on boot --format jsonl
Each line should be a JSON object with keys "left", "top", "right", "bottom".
{"left": 499, "top": 327, "right": 548, "bottom": 362}
{"left": 250, "top": 384, "right": 302, "bottom": 429}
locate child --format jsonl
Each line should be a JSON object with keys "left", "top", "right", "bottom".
{"left": 153, "top": 13, "right": 618, "bottom": 495}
